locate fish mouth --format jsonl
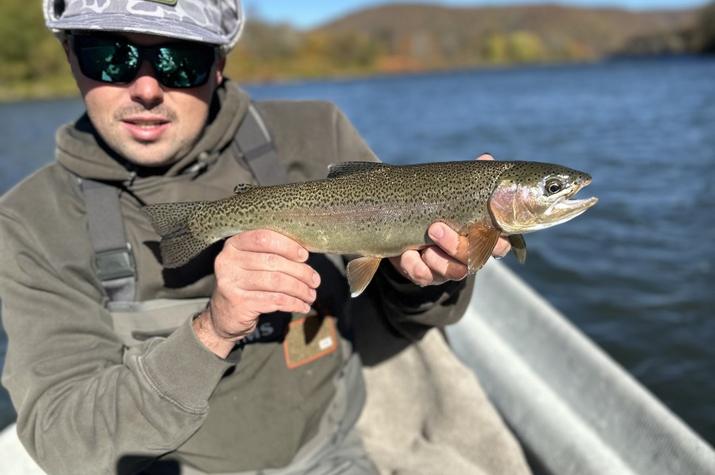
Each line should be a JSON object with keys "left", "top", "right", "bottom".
{"left": 549, "top": 177, "right": 598, "bottom": 217}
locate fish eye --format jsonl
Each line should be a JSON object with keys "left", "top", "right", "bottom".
{"left": 545, "top": 179, "right": 563, "bottom": 195}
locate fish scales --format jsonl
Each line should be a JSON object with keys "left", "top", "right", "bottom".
{"left": 192, "top": 161, "right": 512, "bottom": 257}
{"left": 144, "top": 159, "right": 597, "bottom": 295}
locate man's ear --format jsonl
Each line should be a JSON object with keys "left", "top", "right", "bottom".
{"left": 215, "top": 56, "right": 226, "bottom": 84}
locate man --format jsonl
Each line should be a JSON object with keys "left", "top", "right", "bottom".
{"left": 0, "top": 1, "right": 511, "bottom": 474}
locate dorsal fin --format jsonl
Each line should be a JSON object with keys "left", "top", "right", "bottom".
{"left": 327, "top": 161, "right": 390, "bottom": 179}
{"left": 233, "top": 183, "right": 257, "bottom": 194}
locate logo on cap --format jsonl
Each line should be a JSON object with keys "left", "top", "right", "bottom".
{"left": 147, "top": 0, "right": 178, "bottom": 6}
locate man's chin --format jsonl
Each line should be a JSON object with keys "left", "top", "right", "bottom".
{"left": 119, "top": 147, "right": 182, "bottom": 168}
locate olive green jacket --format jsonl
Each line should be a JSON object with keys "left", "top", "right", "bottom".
{"left": 0, "top": 81, "right": 472, "bottom": 474}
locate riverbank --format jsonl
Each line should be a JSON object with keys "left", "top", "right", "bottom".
{"left": 0, "top": 75, "right": 77, "bottom": 103}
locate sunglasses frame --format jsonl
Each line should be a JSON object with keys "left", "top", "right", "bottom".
{"left": 69, "top": 33, "right": 219, "bottom": 89}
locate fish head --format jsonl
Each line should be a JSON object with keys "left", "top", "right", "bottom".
{"left": 488, "top": 162, "right": 598, "bottom": 234}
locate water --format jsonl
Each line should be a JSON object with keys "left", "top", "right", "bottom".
{"left": 1, "top": 58, "right": 713, "bottom": 443}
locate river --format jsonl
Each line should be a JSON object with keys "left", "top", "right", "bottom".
{"left": 1, "top": 57, "right": 714, "bottom": 443}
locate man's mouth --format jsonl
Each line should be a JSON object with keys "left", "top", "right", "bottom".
{"left": 123, "top": 115, "right": 170, "bottom": 126}
{"left": 125, "top": 120, "right": 168, "bottom": 127}
{"left": 121, "top": 115, "right": 171, "bottom": 141}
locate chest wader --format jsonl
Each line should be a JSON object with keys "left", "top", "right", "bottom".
{"left": 80, "top": 105, "right": 374, "bottom": 475}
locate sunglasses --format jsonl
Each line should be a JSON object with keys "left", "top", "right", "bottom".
{"left": 70, "top": 34, "right": 218, "bottom": 89}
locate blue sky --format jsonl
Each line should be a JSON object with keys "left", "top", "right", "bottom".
{"left": 243, "top": 0, "right": 706, "bottom": 29}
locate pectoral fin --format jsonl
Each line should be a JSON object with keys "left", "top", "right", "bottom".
{"left": 346, "top": 256, "right": 382, "bottom": 298}
{"left": 508, "top": 234, "right": 527, "bottom": 264}
{"left": 465, "top": 224, "right": 501, "bottom": 273}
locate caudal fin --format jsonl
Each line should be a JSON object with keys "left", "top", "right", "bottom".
{"left": 143, "top": 201, "right": 213, "bottom": 268}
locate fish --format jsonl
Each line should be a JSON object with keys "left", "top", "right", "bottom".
{"left": 143, "top": 160, "right": 598, "bottom": 297}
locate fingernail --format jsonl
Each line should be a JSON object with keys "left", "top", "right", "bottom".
{"left": 312, "top": 272, "right": 321, "bottom": 287}
{"left": 298, "top": 248, "right": 308, "bottom": 261}
{"left": 429, "top": 225, "right": 444, "bottom": 240}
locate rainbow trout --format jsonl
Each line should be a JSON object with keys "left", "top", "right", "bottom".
{"left": 144, "top": 160, "right": 597, "bottom": 296}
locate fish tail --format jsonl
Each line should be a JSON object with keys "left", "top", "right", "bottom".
{"left": 143, "top": 201, "right": 214, "bottom": 268}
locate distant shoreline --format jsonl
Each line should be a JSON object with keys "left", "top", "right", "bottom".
{"left": 3, "top": 2, "right": 711, "bottom": 103}
{"left": 4, "top": 55, "right": 710, "bottom": 104}
{"left": 0, "top": 57, "right": 638, "bottom": 104}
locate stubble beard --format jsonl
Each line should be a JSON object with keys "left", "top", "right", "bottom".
{"left": 110, "top": 104, "right": 183, "bottom": 167}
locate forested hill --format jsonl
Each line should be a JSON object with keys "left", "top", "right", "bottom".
{"left": 1, "top": 1, "right": 708, "bottom": 101}
{"left": 318, "top": 3, "right": 695, "bottom": 65}
{"left": 228, "top": 3, "right": 699, "bottom": 81}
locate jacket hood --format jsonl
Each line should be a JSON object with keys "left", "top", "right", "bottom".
{"left": 55, "top": 80, "right": 250, "bottom": 186}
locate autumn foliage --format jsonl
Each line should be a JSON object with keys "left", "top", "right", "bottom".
{"left": 0, "top": 1, "right": 710, "bottom": 101}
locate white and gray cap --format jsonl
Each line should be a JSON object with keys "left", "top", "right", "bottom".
{"left": 43, "top": 0, "right": 245, "bottom": 52}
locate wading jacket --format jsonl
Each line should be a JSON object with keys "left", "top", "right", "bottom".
{"left": 0, "top": 81, "right": 472, "bottom": 474}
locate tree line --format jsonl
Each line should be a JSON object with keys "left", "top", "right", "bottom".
{"left": 1, "top": 1, "right": 714, "bottom": 101}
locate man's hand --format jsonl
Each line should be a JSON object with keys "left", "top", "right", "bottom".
{"left": 388, "top": 153, "right": 511, "bottom": 287}
{"left": 193, "top": 230, "right": 320, "bottom": 358}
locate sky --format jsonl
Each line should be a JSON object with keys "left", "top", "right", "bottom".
{"left": 242, "top": 0, "right": 706, "bottom": 29}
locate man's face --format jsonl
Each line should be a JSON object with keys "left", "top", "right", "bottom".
{"left": 66, "top": 32, "right": 224, "bottom": 167}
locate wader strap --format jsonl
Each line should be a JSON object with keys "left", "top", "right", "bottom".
{"left": 81, "top": 103, "right": 283, "bottom": 304}
{"left": 79, "top": 179, "right": 137, "bottom": 303}
{"left": 236, "top": 104, "right": 290, "bottom": 186}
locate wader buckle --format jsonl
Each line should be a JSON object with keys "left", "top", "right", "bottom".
{"left": 95, "top": 243, "right": 136, "bottom": 281}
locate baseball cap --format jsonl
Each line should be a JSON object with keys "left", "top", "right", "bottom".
{"left": 43, "top": 0, "right": 245, "bottom": 52}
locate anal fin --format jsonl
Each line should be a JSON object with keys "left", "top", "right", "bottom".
{"left": 346, "top": 256, "right": 382, "bottom": 297}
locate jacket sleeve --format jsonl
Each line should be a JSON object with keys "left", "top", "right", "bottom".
{"left": 371, "top": 262, "right": 474, "bottom": 340}
{"left": 331, "top": 109, "right": 475, "bottom": 340}
{"left": 0, "top": 208, "right": 238, "bottom": 475}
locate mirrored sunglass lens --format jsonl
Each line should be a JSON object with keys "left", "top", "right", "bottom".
{"left": 154, "top": 46, "right": 213, "bottom": 88}
{"left": 77, "top": 39, "right": 139, "bottom": 83}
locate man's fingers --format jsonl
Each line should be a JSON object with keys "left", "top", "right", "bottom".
{"left": 428, "top": 222, "right": 512, "bottom": 261}
{"left": 227, "top": 229, "right": 309, "bottom": 262}
{"left": 231, "top": 249, "right": 321, "bottom": 288}
{"left": 245, "top": 290, "right": 313, "bottom": 315}
{"left": 390, "top": 250, "right": 435, "bottom": 286}
{"left": 421, "top": 246, "right": 468, "bottom": 281}
{"left": 427, "top": 222, "right": 468, "bottom": 264}
{"left": 492, "top": 237, "right": 511, "bottom": 259}
{"left": 231, "top": 270, "right": 317, "bottom": 305}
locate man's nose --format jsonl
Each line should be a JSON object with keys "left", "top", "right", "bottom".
{"left": 128, "top": 60, "right": 164, "bottom": 108}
